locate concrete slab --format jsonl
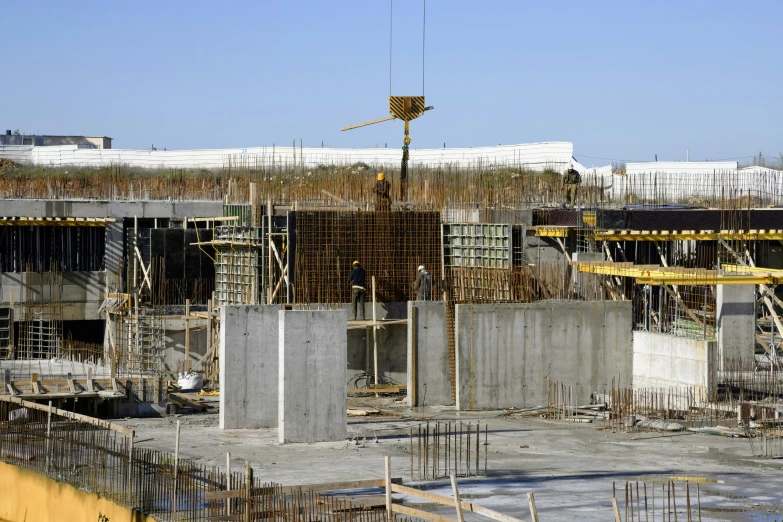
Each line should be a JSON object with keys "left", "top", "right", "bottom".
{"left": 455, "top": 301, "right": 632, "bottom": 410}
{"left": 407, "top": 301, "right": 452, "bottom": 406}
{"left": 278, "top": 310, "right": 347, "bottom": 443}
{"left": 219, "top": 305, "right": 280, "bottom": 429}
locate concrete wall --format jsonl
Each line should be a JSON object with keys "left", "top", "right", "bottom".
{"left": 279, "top": 310, "right": 347, "bottom": 443}
{"left": 454, "top": 301, "right": 632, "bottom": 410}
{"left": 0, "top": 199, "right": 223, "bottom": 218}
{"left": 407, "top": 301, "right": 452, "bottom": 406}
{"left": 716, "top": 284, "right": 755, "bottom": 365}
{"left": 0, "top": 271, "right": 104, "bottom": 320}
{"left": 163, "top": 317, "right": 208, "bottom": 374}
{"left": 633, "top": 331, "right": 715, "bottom": 390}
{"left": 219, "top": 305, "right": 281, "bottom": 429}
{"left": 301, "top": 303, "right": 407, "bottom": 387}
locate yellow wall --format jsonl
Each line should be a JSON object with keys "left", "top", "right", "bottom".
{"left": 0, "top": 461, "right": 156, "bottom": 522}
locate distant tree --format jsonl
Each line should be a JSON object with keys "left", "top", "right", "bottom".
{"left": 12, "top": 130, "right": 20, "bottom": 135}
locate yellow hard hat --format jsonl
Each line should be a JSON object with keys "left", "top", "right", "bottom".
{"left": 377, "top": 173, "right": 385, "bottom": 181}
{"left": 353, "top": 260, "right": 360, "bottom": 266}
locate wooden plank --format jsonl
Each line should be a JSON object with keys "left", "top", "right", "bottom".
{"left": 391, "top": 483, "right": 524, "bottom": 522}
{"left": 279, "top": 478, "right": 398, "bottom": 494}
{"left": 168, "top": 393, "right": 210, "bottom": 411}
{"left": 392, "top": 504, "right": 458, "bottom": 522}
{"left": 207, "top": 515, "right": 244, "bottom": 520}
{"left": 330, "top": 495, "right": 390, "bottom": 510}
{"left": 0, "top": 396, "right": 133, "bottom": 437}
{"left": 205, "top": 489, "right": 248, "bottom": 501}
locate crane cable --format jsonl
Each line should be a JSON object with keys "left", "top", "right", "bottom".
{"left": 389, "top": 0, "right": 393, "bottom": 96}
{"left": 422, "top": 0, "right": 426, "bottom": 95}
{"left": 389, "top": 0, "right": 427, "bottom": 97}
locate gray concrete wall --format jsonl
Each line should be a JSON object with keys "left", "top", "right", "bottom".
{"left": 347, "top": 325, "right": 407, "bottom": 388}
{"left": 162, "top": 317, "right": 208, "bottom": 374}
{"left": 0, "top": 199, "right": 223, "bottom": 218}
{"left": 299, "top": 303, "right": 407, "bottom": 387}
{"left": 407, "top": 301, "right": 452, "bottom": 406}
{"left": 455, "top": 301, "right": 632, "bottom": 410}
{"left": 279, "top": 310, "right": 347, "bottom": 443}
{"left": 219, "top": 305, "right": 281, "bottom": 429}
{"left": 0, "top": 271, "right": 104, "bottom": 320}
{"left": 716, "top": 284, "right": 755, "bottom": 366}
{"left": 633, "top": 331, "right": 715, "bottom": 390}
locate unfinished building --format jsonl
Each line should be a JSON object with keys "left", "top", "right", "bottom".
{"left": 0, "top": 151, "right": 779, "bottom": 452}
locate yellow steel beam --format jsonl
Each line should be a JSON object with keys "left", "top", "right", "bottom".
{"left": 595, "top": 229, "right": 783, "bottom": 241}
{"left": 722, "top": 264, "right": 783, "bottom": 275}
{"left": 531, "top": 226, "right": 572, "bottom": 238}
{"left": 575, "top": 261, "right": 783, "bottom": 285}
{"left": 0, "top": 217, "right": 115, "bottom": 227}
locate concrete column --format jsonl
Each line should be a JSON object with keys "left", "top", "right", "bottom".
{"left": 407, "top": 301, "right": 452, "bottom": 407}
{"left": 278, "top": 310, "right": 347, "bottom": 443}
{"left": 716, "top": 284, "right": 755, "bottom": 367}
{"left": 219, "top": 305, "right": 280, "bottom": 429}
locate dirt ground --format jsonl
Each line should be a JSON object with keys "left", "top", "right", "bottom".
{"left": 114, "top": 396, "right": 783, "bottom": 522}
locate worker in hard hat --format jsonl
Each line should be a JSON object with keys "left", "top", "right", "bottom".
{"left": 414, "top": 265, "right": 432, "bottom": 301}
{"left": 373, "top": 172, "right": 392, "bottom": 211}
{"left": 349, "top": 260, "right": 367, "bottom": 320}
{"left": 563, "top": 165, "right": 581, "bottom": 208}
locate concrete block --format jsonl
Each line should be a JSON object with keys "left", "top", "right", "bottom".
{"left": 219, "top": 305, "right": 280, "bottom": 429}
{"left": 716, "top": 284, "right": 755, "bottom": 365}
{"left": 278, "top": 310, "right": 347, "bottom": 443}
{"left": 455, "top": 301, "right": 632, "bottom": 410}
{"left": 407, "top": 301, "right": 452, "bottom": 406}
{"left": 632, "top": 331, "right": 716, "bottom": 390}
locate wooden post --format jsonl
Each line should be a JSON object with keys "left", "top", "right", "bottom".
{"left": 410, "top": 305, "right": 418, "bottom": 407}
{"left": 245, "top": 461, "right": 252, "bottom": 522}
{"left": 527, "top": 492, "right": 539, "bottom": 522}
{"left": 612, "top": 497, "right": 622, "bottom": 522}
{"left": 45, "top": 400, "right": 52, "bottom": 472}
{"left": 365, "top": 326, "right": 371, "bottom": 373}
{"left": 226, "top": 452, "right": 231, "bottom": 516}
{"left": 207, "top": 297, "right": 212, "bottom": 367}
{"left": 385, "top": 456, "right": 393, "bottom": 522}
{"left": 450, "top": 475, "right": 465, "bottom": 522}
{"left": 267, "top": 198, "right": 273, "bottom": 304}
{"left": 184, "top": 299, "right": 191, "bottom": 372}
{"left": 173, "top": 420, "right": 181, "bottom": 517}
{"left": 372, "top": 276, "right": 378, "bottom": 388}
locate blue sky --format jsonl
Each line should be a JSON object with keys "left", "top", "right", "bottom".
{"left": 4, "top": 1, "right": 782, "bottom": 165}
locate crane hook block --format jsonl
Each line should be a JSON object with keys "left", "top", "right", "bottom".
{"left": 389, "top": 96, "right": 426, "bottom": 122}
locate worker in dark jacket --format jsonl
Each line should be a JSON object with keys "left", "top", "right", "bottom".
{"left": 373, "top": 173, "right": 391, "bottom": 211}
{"left": 563, "top": 166, "right": 581, "bottom": 207}
{"left": 349, "top": 260, "right": 366, "bottom": 320}
{"left": 414, "top": 265, "right": 432, "bottom": 300}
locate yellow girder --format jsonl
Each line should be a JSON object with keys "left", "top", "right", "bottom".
{"left": 0, "top": 217, "right": 116, "bottom": 227}
{"left": 595, "top": 229, "right": 783, "bottom": 241}
{"left": 575, "top": 261, "right": 783, "bottom": 285}
{"left": 531, "top": 226, "right": 572, "bottom": 238}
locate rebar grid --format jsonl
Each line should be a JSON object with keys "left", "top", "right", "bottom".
{"left": 293, "top": 211, "right": 442, "bottom": 304}
{"left": 0, "top": 396, "right": 428, "bottom": 522}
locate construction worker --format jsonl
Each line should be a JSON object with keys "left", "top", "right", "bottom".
{"left": 414, "top": 265, "right": 432, "bottom": 300}
{"left": 373, "top": 172, "right": 391, "bottom": 211}
{"left": 563, "top": 166, "right": 581, "bottom": 208}
{"left": 349, "top": 260, "right": 366, "bottom": 320}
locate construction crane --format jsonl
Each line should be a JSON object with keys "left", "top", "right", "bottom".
{"left": 340, "top": 1, "right": 431, "bottom": 203}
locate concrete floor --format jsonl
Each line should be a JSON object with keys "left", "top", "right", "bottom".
{"left": 115, "top": 398, "right": 783, "bottom": 522}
